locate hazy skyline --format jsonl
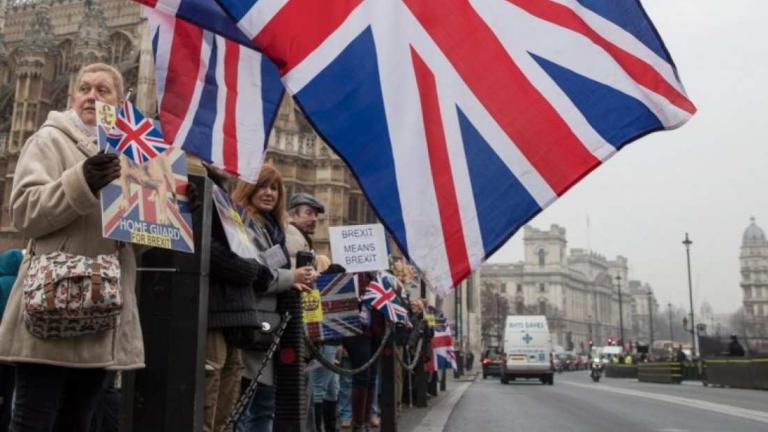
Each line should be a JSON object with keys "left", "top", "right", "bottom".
{"left": 488, "top": 0, "right": 768, "bottom": 315}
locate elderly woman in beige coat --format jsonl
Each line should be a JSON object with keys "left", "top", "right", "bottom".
{"left": 0, "top": 63, "right": 143, "bottom": 431}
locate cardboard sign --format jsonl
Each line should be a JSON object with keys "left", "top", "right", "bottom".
{"left": 211, "top": 185, "right": 260, "bottom": 259}
{"left": 302, "top": 289, "right": 324, "bottom": 324}
{"left": 328, "top": 224, "right": 388, "bottom": 273}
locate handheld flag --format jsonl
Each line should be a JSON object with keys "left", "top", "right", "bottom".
{"left": 105, "top": 100, "right": 170, "bottom": 164}
{"left": 432, "top": 326, "right": 457, "bottom": 370}
{"left": 361, "top": 274, "right": 408, "bottom": 323}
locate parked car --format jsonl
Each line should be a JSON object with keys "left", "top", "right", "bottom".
{"left": 482, "top": 347, "right": 504, "bottom": 379}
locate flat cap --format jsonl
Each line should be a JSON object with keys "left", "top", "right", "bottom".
{"left": 288, "top": 193, "right": 325, "bottom": 214}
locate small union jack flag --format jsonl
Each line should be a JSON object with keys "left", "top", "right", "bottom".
{"left": 106, "top": 100, "right": 171, "bottom": 164}
{"left": 361, "top": 274, "right": 408, "bottom": 323}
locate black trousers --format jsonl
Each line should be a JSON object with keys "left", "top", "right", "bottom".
{"left": 10, "top": 363, "right": 107, "bottom": 432}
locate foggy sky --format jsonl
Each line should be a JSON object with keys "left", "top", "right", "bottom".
{"left": 488, "top": 0, "right": 768, "bottom": 315}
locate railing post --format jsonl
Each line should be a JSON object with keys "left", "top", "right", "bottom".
{"left": 380, "top": 339, "right": 397, "bottom": 432}
{"left": 120, "top": 174, "right": 211, "bottom": 432}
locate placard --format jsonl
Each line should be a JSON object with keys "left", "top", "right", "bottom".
{"left": 211, "top": 184, "right": 260, "bottom": 259}
{"left": 328, "top": 224, "right": 388, "bottom": 273}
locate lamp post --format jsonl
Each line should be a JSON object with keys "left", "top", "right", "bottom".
{"left": 668, "top": 302, "right": 674, "bottom": 342}
{"left": 647, "top": 289, "right": 654, "bottom": 350}
{"left": 683, "top": 233, "right": 697, "bottom": 357}
{"left": 615, "top": 274, "right": 624, "bottom": 347}
{"left": 495, "top": 293, "right": 501, "bottom": 346}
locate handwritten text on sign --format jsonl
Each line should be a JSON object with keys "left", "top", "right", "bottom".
{"left": 329, "top": 224, "right": 388, "bottom": 273}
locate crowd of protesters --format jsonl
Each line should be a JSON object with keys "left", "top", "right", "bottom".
{"left": 0, "top": 62, "right": 448, "bottom": 432}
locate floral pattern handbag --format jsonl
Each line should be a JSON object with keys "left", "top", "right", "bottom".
{"left": 22, "top": 251, "right": 122, "bottom": 339}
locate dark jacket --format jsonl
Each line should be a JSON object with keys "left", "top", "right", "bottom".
{"left": 208, "top": 205, "right": 276, "bottom": 328}
{"left": 728, "top": 339, "right": 746, "bottom": 357}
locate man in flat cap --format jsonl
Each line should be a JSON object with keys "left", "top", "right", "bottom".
{"left": 286, "top": 193, "right": 325, "bottom": 257}
{"left": 285, "top": 193, "right": 333, "bottom": 430}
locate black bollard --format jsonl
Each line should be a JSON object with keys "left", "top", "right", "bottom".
{"left": 274, "top": 291, "right": 306, "bottom": 431}
{"left": 440, "top": 369, "right": 446, "bottom": 391}
{"left": 414, "top": 363, "right": 428, "bottom": 408}
{"left": 428, "top": 372, "right": 438, "bottom": 396}
{"left": 453, "top": 350, "right": 464, "bottom": 378}
{"left": 380, "top": 340, "right": 397, "bottom": 432}
{"left": 120, "top": 174, "right": 212, "bottom": 432}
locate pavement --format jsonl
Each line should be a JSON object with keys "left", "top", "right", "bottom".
{"left": 396, "top": 371, "right": 479, "bottom": 432}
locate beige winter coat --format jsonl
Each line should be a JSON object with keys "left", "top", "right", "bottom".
{"left": 0, "top": 111, "right": 144, "bottom": 370}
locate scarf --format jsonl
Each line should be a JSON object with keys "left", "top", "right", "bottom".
{"left": 66, "top": 110, "right": 97, "bottom": 139}
{"left": 261, "top": 213, "right": 291, "bottom": 269}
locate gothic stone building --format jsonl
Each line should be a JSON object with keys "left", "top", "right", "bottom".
{"left": 480, "top": 224, "right": 658, "bottom": 352}
{"left": 0, "top": 0, "right": 375, "bottom": 255}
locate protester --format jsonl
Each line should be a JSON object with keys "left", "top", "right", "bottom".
{"left": 675, "top": 344, "right": 687, "bottom": 363}
{"left": 728, "top": 334, "right": 746, "bottom": 357}
{"left": 0, "top": 249, "right": 23, "bottom": 431}
{"left": 231, "top": 164, "right": 315, "bottom": 432}
{"left": 342, "top": 273, "right": 386, "bottom": 432}
{"left": 202, "top": 165, "right": 290, "bottom": 432}
{"left": 286, "top": 193, "right": 343, "bottom": 432}
{"left": 0, "top": 63, "right": 149, "bottom": 431}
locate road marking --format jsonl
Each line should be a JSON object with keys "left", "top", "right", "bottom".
{"left": 413, "top": 381, "right": 472, "bottom": 432}
{"left": 563, "top": 381, "right": 768, "bottom": 425}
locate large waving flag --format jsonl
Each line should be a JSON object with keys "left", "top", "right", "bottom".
{"left": 144, "top": 6, "right": 283, "bottom": 183}
{"left": 136, "top": 0, "right": 695, "bottom": 294}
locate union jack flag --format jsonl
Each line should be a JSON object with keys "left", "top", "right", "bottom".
{"left": 305, "top": 273, "right": 364, "bottom": 342}
{"left": 136, "top": 0, "right": 695, "bottom": 294}
{"left": 361, "top": 274, "right": 408, "bottom": 323}
{"left": 432, "top": 326, "right": 457, "bottom": 371}
{"left": 144, "top": 6, "right": 283, "bottom": 183}
{"left": 106, "top": 100, "right": 170, "bottom": 164}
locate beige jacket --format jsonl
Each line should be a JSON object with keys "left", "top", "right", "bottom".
{"left": 0, "top": 111, "right": 144, "bottom": 370}
{"left": 285, "top": 223, "right": 311, "bottom": 266}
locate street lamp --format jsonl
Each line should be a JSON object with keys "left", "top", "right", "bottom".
{"left": 615, "top": 273, "right": 624, "bottom": 347}
{"left": 683, "top": 233, "right": 697, "bottom": 357}
{"left": 647, "top": 289, "right": 654, "bottom": 350}
{"left": 667, "top": 302, "right": 674, "bottom": 341}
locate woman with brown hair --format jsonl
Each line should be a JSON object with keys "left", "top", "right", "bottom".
{"left": 230, "top": 163, "right": 314, "bottom": 432}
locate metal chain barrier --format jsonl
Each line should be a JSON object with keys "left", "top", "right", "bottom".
{"left": 219, "top": 312, "right": 292, "bottom": 432}
{"left": 394, "top": 337, "right": 424, "bottom": 371}
{"left": 303, "top": 322, "right": 393, "bottom": 376}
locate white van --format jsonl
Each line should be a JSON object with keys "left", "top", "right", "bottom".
{"left": 500, "top": 315, "right": 554, "bottom": 385}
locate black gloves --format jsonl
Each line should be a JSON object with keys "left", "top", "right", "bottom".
{"left": 185, "top": 181, "right": 201, "bottom": 212}
{"left": 83, "top": 152, "right": 120, "bottom": 194}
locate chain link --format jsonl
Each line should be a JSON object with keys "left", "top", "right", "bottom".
{"left": 394, "top": 338, "right": 424, "bottom": 371}
{"left": 218, "top": 312, "right": 292, "bottom": 432}
{"left": 304, "top": 323, "right": 393, "bottom": 376}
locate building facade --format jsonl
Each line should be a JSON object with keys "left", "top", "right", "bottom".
{"left": 740, "top": 217, "right": 768, "bottom": 341}
{"left": 480, "top": 224, "right": 657, "bottom": 352}
{"left": 0, "top": 0, "right": 375, "bottom": 255}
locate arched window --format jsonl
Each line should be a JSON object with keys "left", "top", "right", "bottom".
{"left": 538, "top": 248, "right": 546, "bottom": 266}
{"left": 55, "top": 40, "right": 73, "bottom": 78}
{"left": 109, "top": 32, "right": 133, "bottom": 65}
{"left": 538, "top": 300, "right": 547, "bottom": 314}
{"left": 516, "top": 301, "right": 524, "bottom": 314}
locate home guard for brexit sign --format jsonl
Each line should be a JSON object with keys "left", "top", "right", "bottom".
{"left": 329, "top": 224, "right": 388, "bottom": 273}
